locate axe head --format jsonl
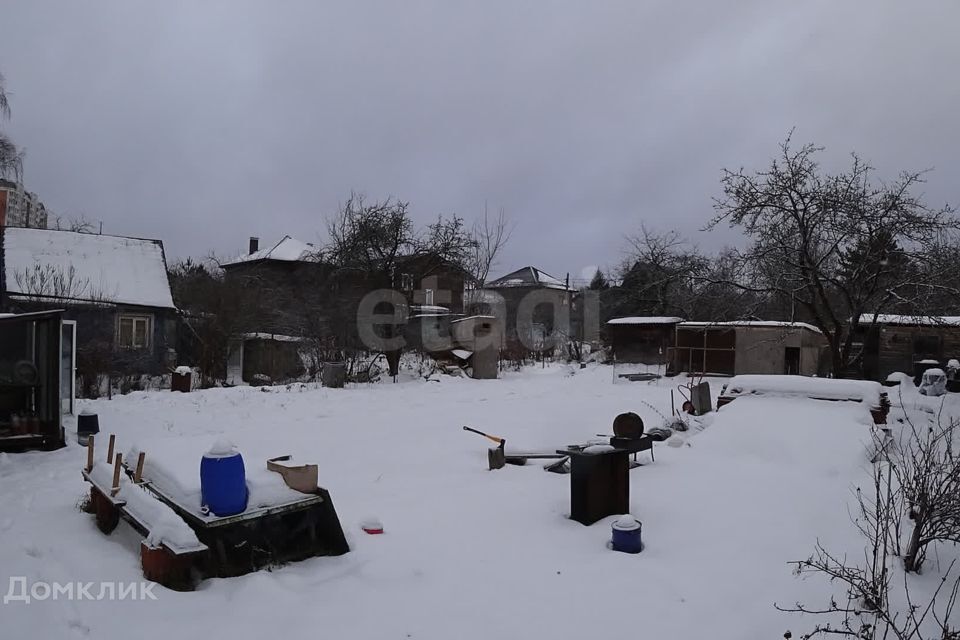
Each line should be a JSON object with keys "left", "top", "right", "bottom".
{"left": 488, "top": 446, "right": 506, "bottom": 470}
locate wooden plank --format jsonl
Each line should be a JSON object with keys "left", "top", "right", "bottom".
{"left": 0, "top": 434, "right": 45, "bottom": 442}
{"left": 82, "top": 471, "right": 208, "bottom": 555}
{"left": 81, "top": 470, "right": 127, "bottom": 507}
{"left": 134, "top": 452, "right": 146, "bottom": 483}
{"left": 86, "top": 435, "right": 95, "bottom": 473}
{"left": 118, "top": 509, "right": 208, "bottom": 555}
{"left": 111, "top": 453, "right": 122, "bottom": 497}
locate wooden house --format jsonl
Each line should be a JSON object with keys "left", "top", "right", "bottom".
{"left": 0, "top": 310, "right": 66, "bottom": 451}
{"left": 220, "top": 238, "right": 475, "bottom": 383}
{"left": 220, "top": 237, "right": 330, "bottom": 384}
{"left": 669, "top": 321, "right": 828, "bottom": 377}
{"left": 1, "top": 228, "right": 178, "bottom": 390}
{"left": 854, "top": 314, "right": 960, "bottom": 380}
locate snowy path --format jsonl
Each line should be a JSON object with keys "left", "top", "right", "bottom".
{"left": 1, "top": 366, "right": 886, "bottom": 638}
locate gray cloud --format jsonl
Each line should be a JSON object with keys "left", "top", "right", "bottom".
{"left": 1, "top": 0, "right": 958, "bottom": 281}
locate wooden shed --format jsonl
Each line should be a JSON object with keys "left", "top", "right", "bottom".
{"left": 0, "top": 310, "right": 66, "bottom": 451}
{"left": 669, "top": 321, "right": 827, "bottom": 377}
{"left": 605, "top": 317, "right": 682, "bottom": 364}
{"left": 855, "top": 314, "right": 960, "bottom": 381}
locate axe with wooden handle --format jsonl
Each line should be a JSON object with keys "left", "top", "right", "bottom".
{"left": 462, "top": 426, "right": 505, "bottom": 448}
{"left": 462, "top": 426, "right": 507, "bottom": 470}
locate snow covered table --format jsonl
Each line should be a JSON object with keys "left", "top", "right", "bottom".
{"left": 717, "top": 375, "right": 890, "bottom": 424}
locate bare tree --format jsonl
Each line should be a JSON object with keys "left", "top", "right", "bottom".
{"left": 462, "top": 205, "right": 512, "bottom": 314}
{"left": 0, "top": 72, "right": 8, "bottom": 120}
{"left": 13, "top": 264, "right": 113, "bottom": 303}
{"left": 893, "top": 410, "right": 960, "bottom": 573}
{"left": 610, "top": 226, "right": 751, "bottom": 322}
{"left": 467, "top": 204, "right": 512, "bottom": 286}
{"left": 51, "top": 213, "right": 98, "bottom": 233}
{"left": 421, "top": 214, "right": 476, "bottom": 267}
{"left": 0, "top": 71, "right": 24, "bottom": 181}
{"left": 779, "top": 407, "right": 960, "bottom": 639}
{"left": 12, "top": 263, "right": 123, "bottom": 397}
{"left": 326, "top": 193, "right": 415, "bottom": 275}
{"left": 710, "top": 133, "right": 958, "bottom": 375}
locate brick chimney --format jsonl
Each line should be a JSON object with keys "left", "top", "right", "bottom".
{"left": 248, "top": 237, "right": 259, "bottom": 254}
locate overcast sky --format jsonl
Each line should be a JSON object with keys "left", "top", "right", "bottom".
{"left": 1, "top": 1, "right": 958, "bottom": 282}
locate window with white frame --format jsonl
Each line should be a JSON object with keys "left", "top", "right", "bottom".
{"left": 117, "top": 314, "right": 152, "bottom": 350}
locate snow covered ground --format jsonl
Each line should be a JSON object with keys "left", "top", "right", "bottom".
{"left": 1, "top": 364, "right": 957, "bottom": 639}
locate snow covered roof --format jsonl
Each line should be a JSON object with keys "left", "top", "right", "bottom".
{"left": 607, "top": 316, "right": 684, "bottom": 326}
{"left": 858, "top": 314, "right": 960, "bottom": 327}
{"left": 680, "top": 320, "right": 822, "bottom": 334}
{"left": 485, "top": 266, "right": 569, "bottom": 290}
{"left": 222, "top": 236, "right": 318, "bottom": 266}
{"left": 2, "top": 228, "right": 175, "bottom": 309}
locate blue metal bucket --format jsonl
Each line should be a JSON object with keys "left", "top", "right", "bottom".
{"left": 611, "top": 515, "right": 643, "bottom": 553}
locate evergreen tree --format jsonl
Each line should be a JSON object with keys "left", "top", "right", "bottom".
{"left": 589, "top": 269, "right": 609, "bottom": 290}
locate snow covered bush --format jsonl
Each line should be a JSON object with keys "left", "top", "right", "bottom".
{"left": 780, "top": 406, "right": 960, "bottom": 639}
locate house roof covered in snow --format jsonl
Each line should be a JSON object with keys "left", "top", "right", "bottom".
{"left": 607, "top": 316, "right": 684, "bottom": 326}
{"left": 679, "top": 320, "right": 822, "bottom": 334}
{"left": 858, "top": 314, "right": 960, "bottom": 327}
{"left": 485, "top": 266, "right": 569, "bottom": 290}
{"left": 2, "top": 228, "right": 175, "bottom": 309}
{"left": 222, "top": 236, "right": 318, "bottom": 267}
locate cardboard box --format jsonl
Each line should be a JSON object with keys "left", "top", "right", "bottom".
{"left": 266, "top": 456, "right": 318, "bottom": 494}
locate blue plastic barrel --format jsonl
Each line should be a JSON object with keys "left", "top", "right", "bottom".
{"left": 200, "top": 445, "right": 248, "bottom": 517}
{"left": 611, "top": 515, "right": 643, "bottom": 553}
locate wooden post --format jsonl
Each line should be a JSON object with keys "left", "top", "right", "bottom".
{"left": 86, "top": 435, "right": 95, "bottom": 472}
{"left": 134, "top": 452, "right": 146, "bottom": 483}
{"left": 111, "top": 453, "right": 122, "bottom": 496}
{"left": 106, "top": 434, "right": 116, "bottom": 464}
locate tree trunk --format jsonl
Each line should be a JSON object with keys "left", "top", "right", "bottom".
{"left": 829, "top": 333, "right": 845, "bottom": 378}
{"left": 904, "top": 515, "right": 925, "bottom": 573}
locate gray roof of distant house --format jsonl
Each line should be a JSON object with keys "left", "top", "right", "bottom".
{"left": 485, "top": 266, "right": 568, "bottom": 290}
